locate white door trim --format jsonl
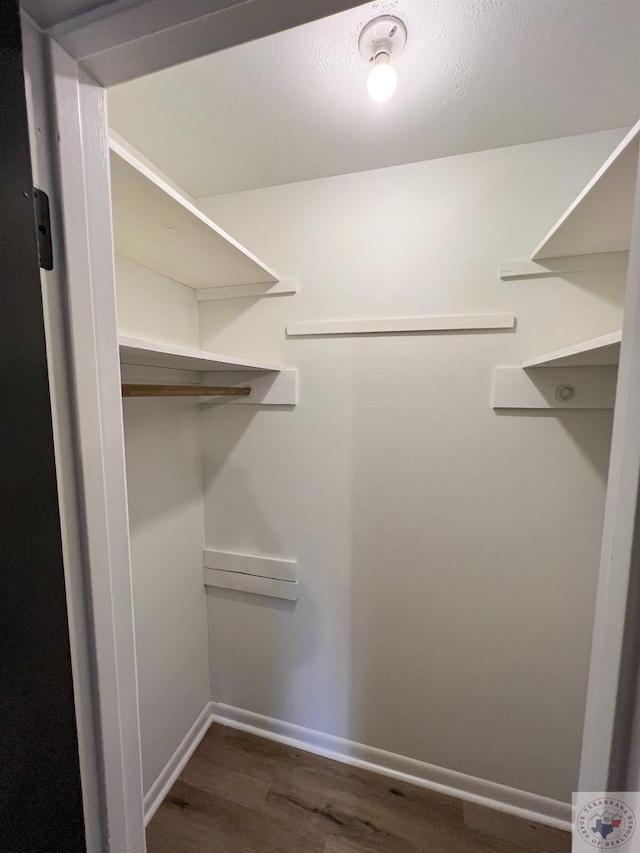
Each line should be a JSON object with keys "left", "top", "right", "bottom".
{"left": 47, "top": 39, "right": 145, "bottom": 852}
{"left": 21, "top": 14, "right": 104, "bottom": 850}
{"left": 40, "top": 5, "right": 366, "bottom": 849}
{"left": 579, "top": 142, "right": 640, "bottom": 792}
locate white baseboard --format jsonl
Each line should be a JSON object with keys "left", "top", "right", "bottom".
{"left": 144, "top": 700, "right": 571, "bottom": 832}
{"left": 210, "top": 702, "right": 571, "bottom": 832}
{"left": 143, "top": 704, "right": 213, "bottom": 826}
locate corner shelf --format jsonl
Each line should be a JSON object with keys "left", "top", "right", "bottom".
{"left": 109, "top": 136, "right": 280, "bottom": 290}
{"left": 521, "top": 330, "right": 622, "bottom": 368}
{"left": 531, "top": 121, "right": 640, "bottom": 261}
{"left": 118, "top": 336, "right": 298, "bottom": 406}
{"left": 119, "top": 336, "right": 283, "bottom": 373}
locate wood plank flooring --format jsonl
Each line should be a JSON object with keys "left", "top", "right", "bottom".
{"left": 146, "top": 724, "right": 571, "bottom": 853}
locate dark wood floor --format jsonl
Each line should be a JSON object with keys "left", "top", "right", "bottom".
{"left": 146, "top": 723, "right": 571, "bottom": 853}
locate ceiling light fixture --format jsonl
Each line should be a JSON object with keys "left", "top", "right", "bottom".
{"left": 359, "top": 15, "right": 407, "bottom": 103}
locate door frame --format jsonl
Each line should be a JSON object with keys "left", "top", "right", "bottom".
{"left": 46, "top": 43, "right": 147, "bottom": 853}
{"left": 578, "top": 151, "right": 640, "bottom": 792}
{"left": 27, "top": 3, "right": 369, "bottom": 850}
{"left": 27, "top": 1, "right": 640, "bottom": 848}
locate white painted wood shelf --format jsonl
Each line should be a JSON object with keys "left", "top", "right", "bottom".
{"left": 119, "top": 337, "right": 298, "bottom": 406}
{"left": 531, "top": 121, "right": 640, "bottom": 261}
{"left": 109, "top": 135, "right": 280, "bottom": 290}
{"left": 522, "top": 331, "right": 622, "bottom": 368}
{"left": 118, "top": 336, "right": 283, "bottom": 373}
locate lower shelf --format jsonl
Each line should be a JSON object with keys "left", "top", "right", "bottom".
{"left": 119, "top": 336, "right": 298, "bottom": 406}
{"left": 119, "top": 335, "right": 283, "bottom": 373}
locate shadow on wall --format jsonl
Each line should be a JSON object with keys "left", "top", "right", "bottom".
{"left": 345, "top": 348, "right": 609, "bottom": 803}
{"left": 201, "top": 402, "right": 321, "bottom": 721}
{"left": 494, "top": 408, "right": 614, "bottom": 484}
{"left": 123, "top": 396, "right": 207, "bottom": 528}
{"left": 205, "top": 567, "right": 321, "bottom": 725}
{"left": 198, "top": 292, "right": 293, "bottom": 339}
{"left": 561, "top": 269, "right": 627, "bottom": 308}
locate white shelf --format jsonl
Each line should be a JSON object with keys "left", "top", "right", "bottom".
{"left": 109, "top": 136, "right": 280, "bottom": 290}
{"left": 531, "top": 121, "right": 640, "bottom": 261}
{"left": 521, "top": 330, "right": 622, "bottom": 368}
{"left": 118, "top": 336, "right": 283, "bottom": 373}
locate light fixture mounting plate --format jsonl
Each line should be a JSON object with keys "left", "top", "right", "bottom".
{"left": 358, "top": 15, "right": 407, "bottom": 63}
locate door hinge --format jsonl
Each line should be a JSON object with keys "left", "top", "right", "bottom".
{"left": 33, "top": 188, "right": 53, "bottom": 270}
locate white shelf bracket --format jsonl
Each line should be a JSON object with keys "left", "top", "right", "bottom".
{"left": 198, "top": 369, "right": 298, "bottom": 406}
{"left": 493, "top": 366, "right": 617, "bottom": 410}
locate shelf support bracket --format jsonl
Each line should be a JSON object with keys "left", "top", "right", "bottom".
{"left": 198, "top": 369, "right": 298, "bottom": 407}
{"left": 493, "top": 366, "right": 617, "bottom": 409}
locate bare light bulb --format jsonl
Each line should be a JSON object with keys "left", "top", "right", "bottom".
{"left": 367, "top": 52, "right": 397, "bottom": 103}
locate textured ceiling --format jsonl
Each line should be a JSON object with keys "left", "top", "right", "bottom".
{"left": 108, "top": 0, "right": 640, "bottom": 198}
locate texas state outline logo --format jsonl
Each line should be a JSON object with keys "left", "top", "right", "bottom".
{"left": 574, "top": 795, "right": 637, "bottom": 849}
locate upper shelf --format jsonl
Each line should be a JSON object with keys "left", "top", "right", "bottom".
{"left": 521, "top": 330, "right": 622, "bottom": 368}
{"left": 119, "top": 336, "right": 283, "bottom": 373}
{"left": 109, "top": 136, "right": 280, "bottom": 290}
{"left": 531, "top": 121, "right": 640, "bottom": 261}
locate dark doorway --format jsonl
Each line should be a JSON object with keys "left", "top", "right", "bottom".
{"left": 0, "top": 2, "right": 86, "bottom": 850}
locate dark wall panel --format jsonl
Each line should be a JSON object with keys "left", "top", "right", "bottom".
{"left": 0, "top": 3, "right": 86, "bottom": 850}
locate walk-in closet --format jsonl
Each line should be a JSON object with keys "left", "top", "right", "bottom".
{"left": 29, "top": 0, "right": 640, "bottom": 849}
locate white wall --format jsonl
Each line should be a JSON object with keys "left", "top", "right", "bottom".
{"left": 196, "top": 128, "right": 627, "bottom": 804}
{"left": 115, "top": 257, "right": 209, "bottom": 794}
{"left": 115, "top": 254, "right": 199, "bottom": 348}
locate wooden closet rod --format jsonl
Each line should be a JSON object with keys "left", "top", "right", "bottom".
{"left": 122, "top": 384, "right": 251, "bottom": 398}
